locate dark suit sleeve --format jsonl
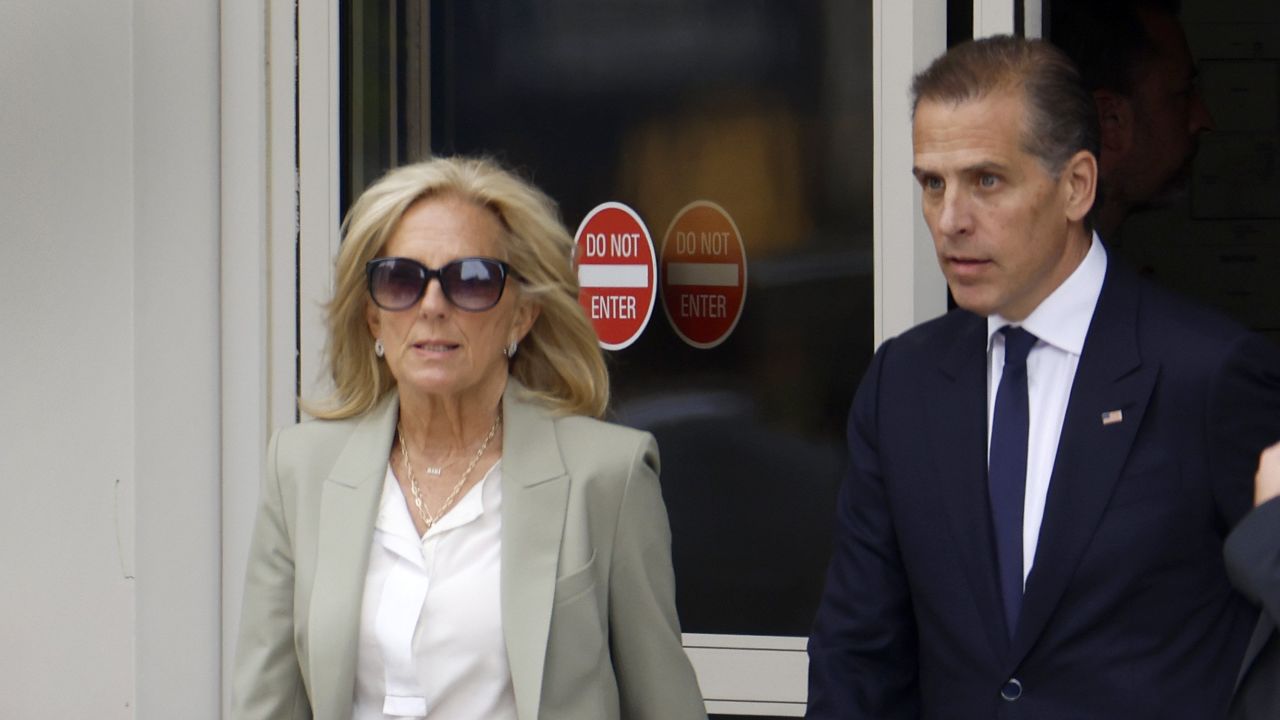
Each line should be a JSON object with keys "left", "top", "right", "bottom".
{"left": 807, "top": 340, "right": 919, "bottom": 719}
{"left": 1224, "top": 496, "right": 1280, "bottom": 720}
{"left": 1226, "top": 497, "right": 1280, "bottom": 619}
{"left": 1207, "top": 333, "right": 1280, "bottom": 529}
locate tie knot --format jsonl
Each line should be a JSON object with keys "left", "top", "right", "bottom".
{"left": 1001, "top": 326, "right": 1037, "bottom": 366}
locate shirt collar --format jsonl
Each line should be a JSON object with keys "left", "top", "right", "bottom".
{"left": 423, "top": 461, "right": 496, "bottom": 537}
{"left": 375, "top": 461, "right": 499, "bottom": 551}
{"left": 375, "top": 468, "right": 425, "bottom": 563}
{"left": 987, "top": 232, "right": 1106, "bottom": 355}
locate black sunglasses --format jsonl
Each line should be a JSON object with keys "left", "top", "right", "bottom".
{"left": 366, "top": 256, "right": 512, "bottom": 312}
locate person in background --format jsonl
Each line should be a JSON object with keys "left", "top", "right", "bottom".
{"left": 1226, "top": 440, "right": 1280, "bottom": 719}
{"left": 1050, "top": 0, "right": 1214, "bottom": 240}
{"left": 807, "top": 36, "right": 1280, "bottom": 718}
{"left": 232, "top": 156, "right": 706, "bottom": 720}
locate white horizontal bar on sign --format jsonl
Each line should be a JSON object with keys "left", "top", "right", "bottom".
{"left": 666, "top": 262, "right": 738, "bottom": 287}
{"left": 578, "top": 264, "right": 648, "bottom": 288}
{"left": 704, "top": 700, "right": 805, "bottom": 717}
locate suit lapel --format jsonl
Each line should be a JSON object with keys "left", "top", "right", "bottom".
{"left": 1235, "top": 615, "right": 1276, "bottom": 693}
{"left": 933, "top": 313, "right": 1012, "bottom": 659}
{"left": 500, "top": 380, "right": 570, "bottom": 720}
{"left": 1010, "top": 263, "right": 1157, "bottom": 665}
{"left": 308, "top": 393, "right": 398, "bottom": 720}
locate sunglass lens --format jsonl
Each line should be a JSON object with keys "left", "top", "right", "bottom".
{"left": 371, "top": 259, "right": 426, "bottom": 310}
{"left": 444, "top": 259, "right": 505, "bottom": 310}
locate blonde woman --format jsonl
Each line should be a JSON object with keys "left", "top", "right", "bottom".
{"left": 232, "top": 157, "right": 705, "bottom": 720}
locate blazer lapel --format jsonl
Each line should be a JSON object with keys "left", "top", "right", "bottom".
{"left": 500, "top": 380, "right": 570, "bottom": 720}
{"left": 1010, "top": 263, "right": 1157, "bottom": 665}
{"left": 1235, "top": 615, "right": 1276, "bottom": 693}
{"left": 308, "top": 393, "right": 398, "bottom": 720}
{"left": 933, "top": 313, "right": 1012, "bottom": 659}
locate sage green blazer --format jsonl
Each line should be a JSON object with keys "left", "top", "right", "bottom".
{"left": 232, "top": 379, "right": 707, "bottom": 720}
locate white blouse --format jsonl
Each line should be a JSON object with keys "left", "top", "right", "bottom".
{"left": 352, "top": 461, "right": 517, "bottom": 720}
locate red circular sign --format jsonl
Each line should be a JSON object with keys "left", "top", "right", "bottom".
{"left": 660, "top": 201, "right": 747, "bottom": 349}
{"left": 573, "top": 202, "right": 657, "bottom": 350}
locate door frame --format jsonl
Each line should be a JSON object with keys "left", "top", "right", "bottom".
{"left": 221, "top": 0, "right": 1021, "bottom": 714}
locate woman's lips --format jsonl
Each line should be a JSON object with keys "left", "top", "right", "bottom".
{"left": 412, "top": 340, "right": 459, "bottom": 353}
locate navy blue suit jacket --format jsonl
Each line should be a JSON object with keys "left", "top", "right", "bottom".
{"left": 808, "top": 258, "right": 1280, "bottom": 719}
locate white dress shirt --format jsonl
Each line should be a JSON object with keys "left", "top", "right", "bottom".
{"left": 352, "top": 461, "right": 517, "bottom": 720}
{"left": 987, "top": 234, "right": 1106, "bottom": 584}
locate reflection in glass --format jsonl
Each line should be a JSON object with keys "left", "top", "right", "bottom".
{"left": 342, "top": 0, "right": 874, "bottom": 640}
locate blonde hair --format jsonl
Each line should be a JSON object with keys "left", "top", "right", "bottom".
{"left": 309, "top": 156, "right": 609, "bottom": 419}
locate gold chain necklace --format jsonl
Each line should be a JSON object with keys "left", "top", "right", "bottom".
{"left": 397, "top": 409, "right": 501, "bottom": 532}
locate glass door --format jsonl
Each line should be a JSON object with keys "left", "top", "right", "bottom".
{"left": 306, "top": 0, "right": 952, "bottom": 714}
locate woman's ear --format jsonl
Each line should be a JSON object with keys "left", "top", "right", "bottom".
{"left": 510, "top": 298, "right": 541, "bottom": 348}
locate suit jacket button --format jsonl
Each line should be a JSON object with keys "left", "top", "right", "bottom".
{"left": 1000, "top": 678, "right": 1023, "bottom": 701}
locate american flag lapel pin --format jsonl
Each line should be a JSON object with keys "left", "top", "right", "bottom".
{"left": 1101, "top": 409, "right": 1124, "bottom": 425}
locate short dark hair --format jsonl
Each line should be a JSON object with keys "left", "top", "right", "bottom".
{"left": 911, "top": 35, "right": 1100, "bottom": 178}
{"left": 1050, "top": 0, "right": 1182, "bottom": 95}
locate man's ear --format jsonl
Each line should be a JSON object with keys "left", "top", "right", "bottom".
{"left": 1061, "top": 149, "right": 1098, "bottom": 224}
{"left": 1094, "top": 90, "right": 1134, "bottom": 161}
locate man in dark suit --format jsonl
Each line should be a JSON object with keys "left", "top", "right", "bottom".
{"left": 1050, "top": 0, "right": 1213, "bottom": 240}
{"left": 807, "top": 36, "right": 1280, "bottom": 719}
{"left": 1227, "top": 441, "right": 1280, "bottom": 719}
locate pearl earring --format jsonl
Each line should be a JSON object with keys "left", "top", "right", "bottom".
{"left": 504, "top": 341, "right": 518, "bottom": 358}
{"left": 374, "top": 339, "right": 385, "bottom": 358}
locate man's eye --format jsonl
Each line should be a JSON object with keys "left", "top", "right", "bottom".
{"left": 925, "top": 177, "right": 944, "bottom": 191}
{"left": 979, "top": 174, "right": 999, "bottom": 188}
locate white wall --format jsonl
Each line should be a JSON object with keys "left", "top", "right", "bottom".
{"left": 133, "top": 0, "right": 223, "bottom": 716}
{"left": 1, "top": 1, "right": 138, "bottom": 715}
{"left": 0, "top": 0, "right": 223, "bottom": 716}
